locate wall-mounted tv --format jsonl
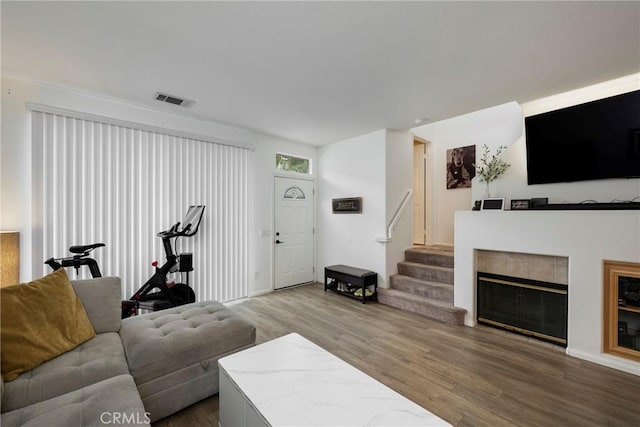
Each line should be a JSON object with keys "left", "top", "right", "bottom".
{"left": 525, "top": 90, "right": 640, "bottom": 185}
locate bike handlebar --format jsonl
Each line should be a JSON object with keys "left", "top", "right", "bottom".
{"left": 157, "top": 221, "right": 194, "bottom": 239}
{"left": 45, "top": 250, "right": 103, "bottom": 278}
{"left": 156, "top": 205, "right": 205, "bottom": 240}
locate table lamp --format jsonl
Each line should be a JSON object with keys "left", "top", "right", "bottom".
{"left": 1, "top": 231, "right": 20, "bottom": 287}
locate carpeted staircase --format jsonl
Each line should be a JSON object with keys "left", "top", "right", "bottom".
{"left": 378, "top": 245, "right": 466, "bottom": 325}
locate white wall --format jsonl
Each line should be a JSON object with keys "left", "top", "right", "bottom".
{"left": 449, "top": 74, "right": 640, "bottom": 376}
{"left": 455, "top": 210, "right": 640, "bottom": 376}
{"left": 411, "top": 102, "right": 523, "bottom": 244}
{"left": 250, "top": 138, "right": 317, "bottom": 296}
{"left": 412, "top": 73, "right": 640, "bottom": 245}
{"left": 384, "top": 129, "right": 413, "bottom": 284}
{"left": 0, "top": 78, "right": 317, "bottom": 297}
{"left": 483, "top": 74, "right": 640, "bottom": 204}
{"left": 317, "top": 130, "right": 388, "bottom": 286}
{"left": 317, "top": 129, "right": 414, "bottom": 289}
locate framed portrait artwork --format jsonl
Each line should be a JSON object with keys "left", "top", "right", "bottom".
{"left": 446, "top": 145, "right": 476, "bottom": 189}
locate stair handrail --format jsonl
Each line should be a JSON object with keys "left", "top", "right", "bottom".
{"left": 375, "top": 189, "right": 413, "bottom": 243}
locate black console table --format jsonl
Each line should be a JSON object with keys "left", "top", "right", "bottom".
{"left": 324, "top": 265, "right": 377, "bottom": 304}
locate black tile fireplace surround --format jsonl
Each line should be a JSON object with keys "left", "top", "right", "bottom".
{"left": 477, "top": 272, "right": 568, "bottom": 346}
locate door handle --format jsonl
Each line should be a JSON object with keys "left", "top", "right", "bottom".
{"left": 275, "top": 239, "right": 284, "bottom": 244}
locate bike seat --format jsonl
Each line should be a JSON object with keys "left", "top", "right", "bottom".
{"left": 69, "top": 243, "right": 105, "bottom": 254}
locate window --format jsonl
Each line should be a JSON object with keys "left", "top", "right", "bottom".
{"left": 31, "top": 110, "right": 250, "bottom": 303}
{"left": 275, "top": 153, "right": 311, "bottom": 174}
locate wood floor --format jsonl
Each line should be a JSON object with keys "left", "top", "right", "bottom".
{"left": 154, "top": 283, "right": 640, "bottom": 426}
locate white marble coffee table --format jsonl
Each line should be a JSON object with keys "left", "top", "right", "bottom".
{"left": 218, "top": 333, "right": 450, "bottom": 426}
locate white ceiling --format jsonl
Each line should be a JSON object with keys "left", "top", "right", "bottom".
{"left": 2, "top": 1, "right": 639, "bottom": 146}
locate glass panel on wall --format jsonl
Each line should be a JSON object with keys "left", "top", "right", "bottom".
{"left": 618, "top": 275, "right": 640, "bottom": 351}
{"left": 276, "top": 153, "right": 311, "bottom": 174}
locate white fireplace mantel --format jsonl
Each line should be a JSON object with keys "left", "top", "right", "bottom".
{"left": 454, "top": 210, "right": 640, "bottom": 376}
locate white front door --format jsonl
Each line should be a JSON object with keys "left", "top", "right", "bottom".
{"left": 274, "top": 177, "right": 315, "bottom": 289}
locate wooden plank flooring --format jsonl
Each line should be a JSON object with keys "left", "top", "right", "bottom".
{"left": 154, "top": 283, "right": 640, "bottom": 426}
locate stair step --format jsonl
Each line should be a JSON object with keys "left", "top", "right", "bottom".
{"left": 398, "top": 261, "right": 453, "bottom": 284}
{"left": 389, "top": 274, "right": 453, "bottom": 303}
{"left": 378, "top": 289, "right": 466, "bottom": 325}
{"left": 405, "top": 247, "right": 454, "bottom": 268}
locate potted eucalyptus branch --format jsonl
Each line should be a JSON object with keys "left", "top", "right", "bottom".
{"left": 475, "top": 144, "right": 511, "bottom": 198}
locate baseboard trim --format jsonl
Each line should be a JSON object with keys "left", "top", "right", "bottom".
{"left": 224, "top": 297, "right": 249, "bottom": 306}
{"left": 248, "top": 288, "right": 272, "bottom": 298}
{"left": 566, "top": 348, "right": 640, "bottom": 376}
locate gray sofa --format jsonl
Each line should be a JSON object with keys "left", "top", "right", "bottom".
{"left": 0, "top": 277, "right": 256, "bottom": 426}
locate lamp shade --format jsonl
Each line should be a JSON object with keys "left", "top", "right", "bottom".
{"left": 1, "top": 231, "right": 20, "bottom": 287}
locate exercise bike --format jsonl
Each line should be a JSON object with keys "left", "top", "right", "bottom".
{"left": 121, "top": 205, "right": 205, "bottom": 318}
{"left": 45, "top": 205, "right": 206, "bottom": 319}
{"left": 45, "top": 243, "right": 105, "bottom": 278}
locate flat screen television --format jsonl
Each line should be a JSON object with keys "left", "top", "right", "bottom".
{"left": 525, "top": 89, "right": 640, "bottom": 185}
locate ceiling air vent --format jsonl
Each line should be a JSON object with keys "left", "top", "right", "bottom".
{"left": 154, "top": 92, "right": 195, "bottom": 108}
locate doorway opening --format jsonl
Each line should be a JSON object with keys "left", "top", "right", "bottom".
{"left": 413, "top": 138, "right": 431, "bottom": 246}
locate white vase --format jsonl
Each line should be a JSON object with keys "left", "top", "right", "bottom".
{"left": 484, "top": 181, "right": 491, "bottom": 198}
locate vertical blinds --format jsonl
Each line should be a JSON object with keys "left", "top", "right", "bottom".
{"left": 32, "top": 110, "right": 249, "bottom": 302}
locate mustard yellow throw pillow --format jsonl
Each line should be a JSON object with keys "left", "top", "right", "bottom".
{"left": 1, "top": 268, "right": 96, "bottom": 381}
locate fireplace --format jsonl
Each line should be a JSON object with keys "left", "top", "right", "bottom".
{"left": 477, "top": 272, "right": 568, "bottom": 346}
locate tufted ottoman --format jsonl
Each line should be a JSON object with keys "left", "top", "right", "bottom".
{"left": 119, "top": 301, "right": 255, "bottom": 422}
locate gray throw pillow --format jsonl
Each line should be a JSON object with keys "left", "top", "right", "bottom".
{"left": 71, "top": 277, "right": 122, "bottom": 333}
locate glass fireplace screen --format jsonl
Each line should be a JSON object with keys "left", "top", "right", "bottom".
{"left": 477, "top": 272, "right": 568, "bottom": 346}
